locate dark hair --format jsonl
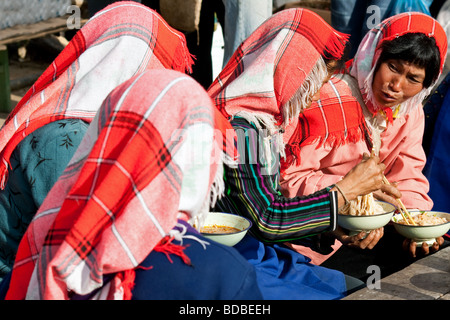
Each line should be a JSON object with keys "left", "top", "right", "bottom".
{"left": 323, "top": 41, "right": 351, "bottom": 74}
{"left": 377, "top": 33, "right": 441, "bottom": 88}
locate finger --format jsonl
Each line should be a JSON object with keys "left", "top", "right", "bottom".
{"left": 380, "top": 184, "right": 402, "bottom": 199}
{"left": 409, "top": 240, "right": 417, "bottom": 258}
{"left": 345, "top": 231, "right": 367, "bottom": 249}
{"left": 430, "top": 241, "right": 440, "bottom": 253}
{"left": 359, "top": 229, "right": 380, "bottom": 249}
{"left": 358, "top": 233, "right": 371, "bottom": 249}
{"left": 355, "top": 231, "right": 367, "bottom": 242}
{"left": 365, "top": 228, "right": 382, "bottom": 249}
{"left": 420, "top": 241, "right": 430, "bottom": 256}
{"left": 402, "top": 238, "right": 410, "bottom": 251}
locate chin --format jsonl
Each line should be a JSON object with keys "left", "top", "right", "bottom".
{"left": 374, "top": 97, "right": 397, "bottom": 109}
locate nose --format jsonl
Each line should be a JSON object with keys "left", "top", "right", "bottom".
{"left": 388, "top": 75, "right": 403, "bottom": 92}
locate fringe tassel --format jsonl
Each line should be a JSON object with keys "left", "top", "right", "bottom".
{"left": 322, "top": 31, "right": 350, "bottom": 60}
{"left": 173, "top": 42, "right": 195, "bottom": 74}
{"left": 281, "top": 125, "right": 367, "bottom": 170}
{"left": 283, "top": 57, "right": 328, "bottom": 125}
{"left": 153, "top": 236, "right": 192, "bottom": 265}
{"left": 117, "top": 269, "right": 136, "bottom": 300}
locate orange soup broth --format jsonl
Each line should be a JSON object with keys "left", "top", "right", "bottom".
{"left": 201, "top": 224, "right": 242, "bottom": 234}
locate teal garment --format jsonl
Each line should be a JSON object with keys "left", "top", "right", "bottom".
{"left": 0, "top": 119, "right": 89, "bottom": 282}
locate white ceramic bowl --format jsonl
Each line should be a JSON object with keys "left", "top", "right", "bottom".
{"left": 195, "top": 212, "right": 252, "bottom": 247}
{"left": 391, "top": 210, "right": 450, "bottom": 246}
{"left": 338, "top": 201, "right": 396, "bottom": 236}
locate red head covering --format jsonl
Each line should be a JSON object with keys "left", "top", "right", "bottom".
{"left": 281, "top": 74, "right": 372, "bottom": 170}
{"left": 0, "top": 1, "right": 194, "bottom": 189}
{"left": 208, "top": 8, "right": 349, "bottom": 128}
{"left": 5, "top": 69, "right": 237, "bottom": 300}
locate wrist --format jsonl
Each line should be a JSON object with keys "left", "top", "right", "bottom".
{"left": 334, "top": 183, "right": 349, "bottom": 205}
{"left": 334, "top": 180, "right": 358, "bottom": 203}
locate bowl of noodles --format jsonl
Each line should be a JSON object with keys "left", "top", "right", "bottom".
{"left": 391, "top": 210, "right": 450, "bottom": 246}
{"left": 338, "top": 194, "right": 396, "bottom": 236}
{"left": 193, "top": 212, "right": 252, "bottom": 247}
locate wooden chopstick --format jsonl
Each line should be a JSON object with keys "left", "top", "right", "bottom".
{"left": 369, "top": 148, "right": 416, "bottom": 225}
{"left": 381, "top": 175, "right": 416, "bottom": 225}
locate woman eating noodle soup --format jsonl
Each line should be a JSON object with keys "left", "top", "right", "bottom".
{"left": 280, "top": 12, "right": 448, "bottom": 265}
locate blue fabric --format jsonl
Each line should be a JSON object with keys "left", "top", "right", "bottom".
{"left": 0, "top": 271, "right": 9, "bottom": 300}
{"left": 0, "top": 119, "right": 89, "bottom": 283}
{"left": 234, "top": 235, "right": 347, "bottom": 300}
{"left": 331, "top": 0, "right": 392, "bottom": 57}
{"left": 0, "top": 221, "right": 263, "bottom": 300}
{"left": 131, "top": 221, "right": 263, "bottom": 300}
{"left": 222, "top": 0, "right": 272, "bottom": 66}
{"left": 389, "top": 0, "right": 432, "bottom": 15}
{"left": 423, "top": 73, "right": 450, "bottom": 237}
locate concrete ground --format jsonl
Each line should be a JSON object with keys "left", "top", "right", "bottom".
{"left": 344, "top": 245, "right": 450, "bottom": 300}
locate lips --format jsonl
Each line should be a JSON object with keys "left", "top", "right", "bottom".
{"left": 380, "top": 91, "right": 398, "bottom": 103}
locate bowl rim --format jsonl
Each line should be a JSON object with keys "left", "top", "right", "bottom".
{"left": 391, "top": 210, "right": 450, "bottom": 228}
{"left": 338, "top": 200, "right": 396, "bottom": 218}
{"left": 200, "top": 212, "right": 253, "bottom": 236}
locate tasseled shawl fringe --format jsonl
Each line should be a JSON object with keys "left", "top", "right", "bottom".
{"left": 282, "top": 57, "right": 329, "bottom": 126}
{"left": 231, "top": 58, "right": 330, "bottom": 171}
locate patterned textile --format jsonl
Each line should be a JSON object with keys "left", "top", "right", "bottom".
{"left": 215, "top": 117, "right": 338, "bottom": 243}
{"left": 282, "top": 75, "right": 372, "bottom": 169}
{"left": 0, "top": 119, "right": 88, "bottom": 282}
{"left": 349, "top": 12, "right": 448, "bottom": 123}
{"left": 5, "top": 69, "right": 236, "bottom": 300}
{"left": 0, "top": 1, "right": 194, "bottom": 190}
{"left": 207, "top": 8, "right": 349, "bottom": 165}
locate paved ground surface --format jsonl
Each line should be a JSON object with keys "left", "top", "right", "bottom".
{"left": 344, "top": 245, "right": 450, "bottom": 300}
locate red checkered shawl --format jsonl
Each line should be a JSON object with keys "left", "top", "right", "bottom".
{"left": 282, "top": 75, "right": 372, "bottom": 170}
{"left": 207, "top": 8, "right": 348, "bottom": 165}
{"left": 0, "top": 1, "right": 193, "bottom": 189}
{"left": 5, "top": 69, "right": 236, "bottom": 300}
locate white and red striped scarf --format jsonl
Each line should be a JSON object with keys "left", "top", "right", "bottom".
{"left": 0, "top": 1, "right": 193, "bottom": 189}
{"left": 5, "top": 69, "right": 237, "bottom": 300}
{"left": 281, "top": 75, "right": 371, "bottom": 170}
{"left": 207, "top": 8, "right": 349, "bottom": 166}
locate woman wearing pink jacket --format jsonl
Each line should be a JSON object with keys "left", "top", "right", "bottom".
{"left": 280, "top": 12, "right": 448, "bottom": 270}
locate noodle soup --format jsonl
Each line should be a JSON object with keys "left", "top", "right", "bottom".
{"left": 395, "top": 211, "right": 448, "bottom": 226}
{"left": 392, "top": 210, "right": 450, "bottom": 247}
{"left": 339, "top": 193, "right": 385, "bottom": 216}
{"left": 191, "top": 212, "right": 252, "bottom": 246}
{"left": 201, "top": 224, "right": 242, "bottom": 234}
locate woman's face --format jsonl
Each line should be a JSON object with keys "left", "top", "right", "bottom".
{"left": 372, "top": 59, "right": 425, "bottom": 108}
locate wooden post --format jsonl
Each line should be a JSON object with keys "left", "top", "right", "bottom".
{"left": 0, "top": 45, "right": 11, "bottom": 113}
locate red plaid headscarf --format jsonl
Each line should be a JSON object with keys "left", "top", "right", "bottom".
{"left": 207, "top": 8, "right": 349, "bottom": 163}
{"left": 5, "top": 69, "right": 237, "bottom": 300}
{"left": 281, "top": 75, "right": 372, "bottom": 170}
{"left": 349, "top": 12, "right": 448, "bottom": 123}
{"left": 0, "top": 1, "right": 193, "bottom": 189}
